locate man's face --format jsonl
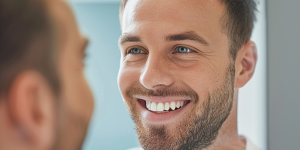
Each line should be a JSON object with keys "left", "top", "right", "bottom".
{"left": 118, "top": 0, "right": 235, "bottom": 149}
{"left": 48, "top": 0, "right": 94, "bottom": 149}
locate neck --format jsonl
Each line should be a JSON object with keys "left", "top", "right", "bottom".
{"left": 204, "top": 89, "right": 246, "bottom": 150}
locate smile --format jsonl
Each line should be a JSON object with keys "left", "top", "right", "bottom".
{"left": 145, "top": 100, "right": 190, "bottom": 112}
{"left": 136, "top": 96, "right": 192, "bottom": 124}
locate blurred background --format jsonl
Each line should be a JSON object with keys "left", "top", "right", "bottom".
{"left": 68, "top": 0, "right": 300, "bottom": 150}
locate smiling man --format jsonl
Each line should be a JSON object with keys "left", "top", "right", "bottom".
{"left": 118, "top": 0, "right": 261, "bottom": 150}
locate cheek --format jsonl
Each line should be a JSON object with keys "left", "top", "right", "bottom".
{"left": 59, "top": 62, "right": 94, "bottom": 121}
{"left": 58, "top": 45, "right": 94, "bottom": 116}
{"left": 175, "top": 63, "right": 225, "bottom": 102}
{"left": 118, "top": 65, "right": 141, "bottom": 98}
{"left": 61, "top": 73, "right": 94, "bottom": 118}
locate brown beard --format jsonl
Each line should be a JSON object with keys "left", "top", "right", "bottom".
{"left": 125, "top": 63, "right": 235, "bottom": 150}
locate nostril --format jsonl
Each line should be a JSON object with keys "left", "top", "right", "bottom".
{"left": 139, "top": 63, "right": 175, "bottom": 89}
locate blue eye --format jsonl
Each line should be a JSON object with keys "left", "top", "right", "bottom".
{"left": 128, "top": 48, "right": 145, "bottom": 54}
{"left": 177, "top": 46, "right": 192, "bottom": 53}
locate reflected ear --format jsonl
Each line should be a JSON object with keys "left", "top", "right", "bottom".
{"left": 7, "top": 71, "right": 56, "bottom": 150}
{"left": 234, "top": 41, "right": 258, "bottom": 88}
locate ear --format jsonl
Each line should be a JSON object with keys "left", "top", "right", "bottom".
{"left": 7, "top": 71, "right": 56, "bottom": 150}
{"left": 234, "top": 41, "right": 258, "bottom": 88}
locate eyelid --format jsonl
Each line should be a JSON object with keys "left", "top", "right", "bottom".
{"left": 172, "top": 45, "right": 198, "bottom": 54}
{"left": 126, "top": 46, "right": 148, "bottom": 54}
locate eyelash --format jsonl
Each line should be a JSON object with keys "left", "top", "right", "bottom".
{"left": 173, "top": 46, "right": 197, "bottom": 54}
{"left": 126, "top": 46, "right": 148, "bottom": 55}
{"left": 125, "top": 46, "right": 197, "bottom": 55}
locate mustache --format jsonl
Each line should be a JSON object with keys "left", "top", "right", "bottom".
{"left": 126, "top": 85, "right": 199, "bottom": 102}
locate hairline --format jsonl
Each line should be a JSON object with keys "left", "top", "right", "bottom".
{"left": 119, "top": 0, "right": 244, "bottom": 61}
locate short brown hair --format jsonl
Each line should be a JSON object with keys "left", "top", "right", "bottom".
{"left": 119, "top": 0, "right": 258, "bottom": 60}
{"left": 0, "top": 0, "right": 59, "bottom": 95}
{"left": 220, "top": 0, "right": 258, "bottom": 60}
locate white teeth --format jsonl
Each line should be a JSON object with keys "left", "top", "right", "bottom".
{"left": 146, "top": 101, "right": 151, "bottom": 109}
{"left": 157, "top": 102, "right": 164, "bottom": 111}
{"left": 146, "top": 101, "right": 187, "bottom": 112}
{"left": 170, "top": 101, "right": 176, "bottom": 110}
{"left": 176, "top": 101, "right": 181, "bottom": 108}
{"left": 150, "top": 102, "right": 157, "bottom": 111}
{"left": 164, "top": 102, "right": 170, "bottom": 111}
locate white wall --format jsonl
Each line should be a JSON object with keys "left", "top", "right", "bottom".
{"left": 238, "top": 0, "right": 267, "bottom": 150}
{"left": 267, "top": 0, "right": 300, "bottom": 150}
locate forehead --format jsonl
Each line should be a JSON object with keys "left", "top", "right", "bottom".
{"left": 121, "top": 0, "right": 228, "bottom": 49}
{"left": 122, "top": 0, "right": 225, "bottom": 32}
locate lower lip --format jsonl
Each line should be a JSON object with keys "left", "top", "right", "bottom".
{"left": 137, "top": 100, "right": 191, "bottom": 124}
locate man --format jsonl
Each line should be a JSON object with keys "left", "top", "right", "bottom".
{"left": 0, "top": 0, "right": 93, "bottom": 150}
{"left": 118, "top": 0, "right": 261, "bottom": 150}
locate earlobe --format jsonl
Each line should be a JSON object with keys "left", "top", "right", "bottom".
{"left": 7, "top": 71, "right": 56, "bottom": 150}
{"left": 234, "top": 41, "right": 258, "bottom": 88}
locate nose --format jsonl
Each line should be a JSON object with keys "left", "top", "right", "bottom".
{"left": 139, "top": 54, "right": 174, "bottom": 89}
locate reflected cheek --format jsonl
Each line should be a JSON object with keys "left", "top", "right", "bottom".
{"left": 60, "top": 71, "right": 94, "bottom": 120}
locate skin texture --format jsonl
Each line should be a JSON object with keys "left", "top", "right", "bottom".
{"left": 0, "top": 0, "right": 94, "bottom": 150}
{"left": 118, "top": 0, "right": 257, "bottom": 150}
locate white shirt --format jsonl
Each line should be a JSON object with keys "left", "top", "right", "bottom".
{"left": 246, "top": 139, "right": 263, "bottom": 150}
{"left": 127, "top": 138, "right": 262, "bottom": 150}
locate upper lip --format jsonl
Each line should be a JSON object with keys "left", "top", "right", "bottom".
{"left": 136, "top": 96, "right": 190, "bottom": 102}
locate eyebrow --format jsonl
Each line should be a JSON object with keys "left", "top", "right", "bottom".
{"left": 119, "top": 31, "right": 209, "bottom": 46}
{"left": 166, "top": 31, "right": 209, "bottom": 46}
{"left": 119, "top": 34, "right": 141, "bottom": 45}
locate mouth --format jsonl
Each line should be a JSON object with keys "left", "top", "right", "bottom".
{"left": 136, "top": 97, "right": 192, "bottom": 123}
{"left": 138, "top": 99, "right": 191, "bottom": 113}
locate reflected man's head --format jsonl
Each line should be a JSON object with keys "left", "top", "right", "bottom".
{"left": 118, "top": 0, "right": 258, "bottom": 150}
{"left": 0, "top": 0, "right": 93, "bottom": 150}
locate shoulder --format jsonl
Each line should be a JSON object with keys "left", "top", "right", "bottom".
{"left": 246, "top": 138, "right": 263, "bottom": 150}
